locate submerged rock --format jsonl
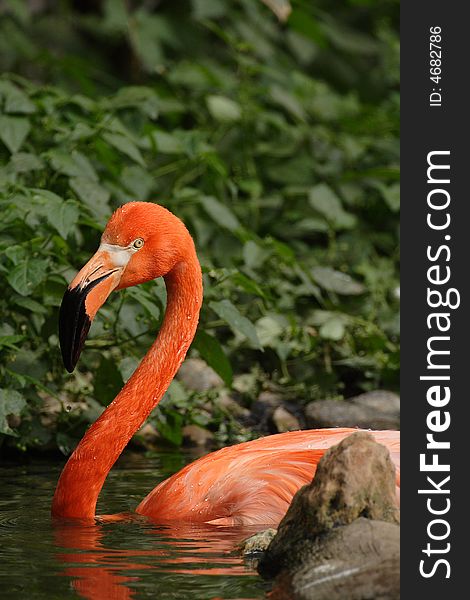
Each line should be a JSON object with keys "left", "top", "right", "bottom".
{"left": 305, "top": 390, "right": 400, "bottom": 430}
{"left": 269, "top": 519, "right": 399, "bottom": 600}
{"left": 257, "top": 431, "right": 400, "bottom": 600}
{"left": 240, "top": 528, "right": 277, "bottom": 555}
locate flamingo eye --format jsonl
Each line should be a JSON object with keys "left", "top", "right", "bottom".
{"left": 132, "top": 238, "right": 144, "bottom": 249}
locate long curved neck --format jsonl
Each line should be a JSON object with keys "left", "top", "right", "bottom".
{"left": 52, "top": 251, "right": 202, "bottom": 519}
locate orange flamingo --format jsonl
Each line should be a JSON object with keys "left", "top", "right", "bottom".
{"left": 52, "top": 202, "right": 400, "bottom": 525}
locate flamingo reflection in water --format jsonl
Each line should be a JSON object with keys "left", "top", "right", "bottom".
{"left": 53, "top": 516, "right": 262, "bottom": 600}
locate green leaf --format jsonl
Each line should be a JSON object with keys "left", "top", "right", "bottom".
{"left": 0, "top": 335, "right": 25, "bottom": 350}
{"left": 31, "top": 188, "right": 63, "bottom": 206}
{"left": 0, "top": 81, "right": 36, "bottom": 114}
{"left": 243, "top": 240, "right": 269, "bottom": 269}
{"left": 312, "top": 267, "right": 365, "bottom": 295}
{"left": 103, "top": 132, "right": 145, "bottom": 166}
{"left": 255, "top": 315, "right": 286, "bottom": 347}
{"left": 269, "top": 85, "right": 305, "bottom": 120}
{"left": 48, "top": 149, "right": 98, "bottom": 180}
{"left": 193, "top": 330, "right": 233, "bottom": 387}
{"left": 210, "top": 299, "right": 262, "bottom": 349}
{"left": 118, "top": 356, "right": 139, "bottom": 383}
{"left": 295, "top": 217, "right": 329, "bottom": 233}
{"left": 151, "top": 130, "right": 184, "bottom": 154}
{"left": 231, "top": 272, "right": 268, "bottom": 300}
{"left": 4, "top": 245, "right": 27, "bottom": 265}
{"left": 106, "top": 86, "right": 159, "bottom": 119}
{"left": 70, "top": 151, "right": 98, "bottom": 180}
{"left": 163, "top": 380, "right": 187, "bottom": 406}
{"left": 6, "top": 257, "right": 49, "bottom": 296}
{"left": 127, "top": 287, "right": 161, "bottom": 321}
{"left": 103, "top": 0, "right": 128, "bottom": 32}
{"left": 30, "top": 189, "right": 80, "bottom": 237}
{"left": 200, "top": 196, "right": 241, "bottom": 232}
{"left": 334, "top": 356, "right": 378, "bottom": 369}
{"left": 0, "top": 389, "right": 26, "bottom": 436}
{"left": 68, "top": 94, "right": 97, "bottom": 112}
{"left": 94, "top": 357, "right": 124, "bottom": 406}
{"left": 121, "top": 165, "right": 154, "bottom": 199}
{"left": 0, "top": 116, "right": 31, "bottom": 153}
{"left": 8, "top": 349, "right": 48, "bottom": 380}
{"left": 311, "top": 311, "right": 349, "bottom": 341}
{"left": 266, "top": 154, "right": 313, "bottom": 185}
{"left": 309, "top": 184, "right": 356, "bottom": 230}
{"left": 69, "top": 177, "right": 111, "bottom": 220}
{"left": 192, "top": 0, "right": 228, "bottom": 19}
{"left": 47, "top": 200, "right": 80, "bottom": 238}
{"left": 14, "top": 296, "right": 48, "bottom": 314}
{"left": 56, "top": 432, "right": 77, "bottom": 456}
{"left": 128, "top": 12, "right": 166, "bottom": 72}
{"left": 319, "top": 316, "right": 346, "bottom": 340}
{"left": 322, "top": 20, "right": 378, "bottom": 56}
{"left": 69, "top": 123, "right": 96, "bottom": 141}
{"left": 157, "top": 409, "right": 183, "bottom": 445}
{"left": 9, "top": 152, "right": 43, "bottom": 173}
{"left": 169, "top": 62, "right": 213, "bottom": 89}
{"left": 373, "top": 181, "right": 400, "bottom": 212}
{"left": 206, "top": 95, "right": 242, "bottom": 122}
{"left": 288, "top": 8, "right": 327, "bottom": 45}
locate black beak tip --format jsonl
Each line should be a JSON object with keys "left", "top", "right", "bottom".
{"left": 64, "top": 358, "right": 76, "bottom": 374}
{"left": 59, "top": 286, "right": 92, "bottom": 374}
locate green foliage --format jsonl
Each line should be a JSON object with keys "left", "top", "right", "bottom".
{"left": 0, "top": 0, "right": 399, "bottom": 453}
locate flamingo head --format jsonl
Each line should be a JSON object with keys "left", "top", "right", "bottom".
{"left": 59, "top": 202, "right": 194, "bottom": 372}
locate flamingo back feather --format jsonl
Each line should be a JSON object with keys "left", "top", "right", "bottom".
{"left": 136, "top": 428, "right": 400, "bottom": 526}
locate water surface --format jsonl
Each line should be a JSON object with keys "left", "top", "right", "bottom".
{"left": 0, "top": 449, "right": 267, "bottom": 599}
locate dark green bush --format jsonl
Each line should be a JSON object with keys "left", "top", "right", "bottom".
{"left": 0, "top": 0, "right": 399, "bottom": 452}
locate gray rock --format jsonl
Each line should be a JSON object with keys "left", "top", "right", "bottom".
{"left": 305, "top": 390, "right": 400, "bottom": 430}
{"left": 272, "top": 406, "right": 301, "bottom": 433}
{"left": 135, "top": 422, "right": 160, "bottom": 445}
{"left": 353, "top": 390, "right": 400, "bottom": 415}
{"left": 258, "top": 432, "right": 400, "bottom": 599}
{"left": 177, "top": 358, "right": 223, "bottom": 392}
{"left": 269, "top": 519, "right": 399, "bottom": 600}
{"left": 250, "top": 391, "right": 284, "bottom": 429}
{"left": 217, "top": 391, "right": 250, "bottom": 418}
{"left": 241, "top": 528, "right": 278, "bottom": 555}
{"left": 182, "top": 424, "right": 214, "bottom": 447}
{"left": 256, "top": 391, "right": 284, "bottom": 410}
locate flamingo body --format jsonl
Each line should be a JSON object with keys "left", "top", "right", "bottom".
{"left": 53, "top": 202, "right": 400, "bottom": 525}
{"left": 137, "top": 428, "right": 400, "bottom": 526}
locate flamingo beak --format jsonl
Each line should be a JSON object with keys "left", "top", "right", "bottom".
{"left": 59, "top": 246, "right": 127, "bottom": 372}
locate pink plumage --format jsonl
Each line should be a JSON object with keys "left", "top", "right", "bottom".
{"left": 137, "top": 428, "right": 400, "bottom": 525}
{"left": 53, "top": 203, "right": 400, "bottom": 526}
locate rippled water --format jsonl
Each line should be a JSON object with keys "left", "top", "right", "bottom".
{"left": 0, "top": 450, "right": 267, "bottom": 599}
